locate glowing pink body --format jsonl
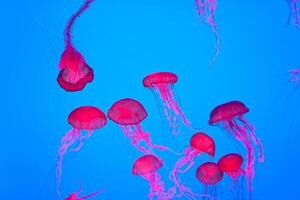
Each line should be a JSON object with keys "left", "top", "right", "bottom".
{"left": 65, "top": 188, "right": 99, "bottom": 200}
{"left": 218, "top": 153, "right": 244, "bottom": 182}
{"left": 169, "top": 132, "right": 215, "bottom": 199}
{"left": 133, "top": 155, "right": 176, "bottom": 200}
{"left": 143, "top": 72, "right": 190, "bottom": 134}
{"left": 56, "top": 106, "right": 107, "bottom": 198}
{"left": 107, "top": 98, "right": 169, "bottom": 154}
{"left": 195, "top": 0, "right": 220, "bottom": 68}
{"left": 209, "top": 101, "right": 264, "bottom": 191}
{"left": 57, "top": 0, "right": 95, "bottom": 92}
{"left": 289, "top": 68, "right": 300, "bottom": 84}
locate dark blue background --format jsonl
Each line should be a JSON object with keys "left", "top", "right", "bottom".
{"left": 1, "top": 0, "right": 299, "bottom": 199}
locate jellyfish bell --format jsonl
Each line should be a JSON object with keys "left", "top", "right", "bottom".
{"left": 132, "top": 155, "right": 175, "bottom": 200}
{"left": 56, "top": 106, "right": 107, "bottom": 199}
{"left": 196, "top": 162, "right": 223, "bottom": 199}
{"left": 107, "top": 98, "right": 170, "bottom": 155}
{"left": 209, "top": 101, "right": 264, "bottom": 192}
{"left": 218, "top": 153, "right": 243, "bottom": 174}
{"left": 143, "top": 72, "right": 191, "bottom": 134}
{"left": 169, "top": 132, "right": 215, "bottom": 199}
{"left": 57, "top": 0, "right": 95, "bottom": 92}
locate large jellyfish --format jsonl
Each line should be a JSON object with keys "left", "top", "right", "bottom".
{"left": 107, "top": 98, "right": 171, "bottom": 154}
{"left": 287, "top": 0, "right": 299, "bottom": 28}
{"left": 65, "top": 187, "right": 99, "bottom": 200}
{"left": 56, "top": 106, "right": 107, "bottom": 199}
{"left": 196, "top": 162, "right": 223, "bottom": 199}
{"left": 195, "top": 0, "right": 220, "bottom": 69}
{"left": 132, "top": 155, "right": 176, "bottom": 200}
{"left": 169, "top": 132, "right": 215, "bottom": 199}
{"left": 289, "top": 68, "right": 300, "bottom": 84}
{"left": 208, "top": 101, "right": 264, "bottom": 191}
{"left": 143, "top": 72, "right": 191, "bottom": 134}
{"left": 218, "top": 153, "right": 245, "bottom": 199}
{"left": 57, "top": 0, "right": 95, "bottom": 92}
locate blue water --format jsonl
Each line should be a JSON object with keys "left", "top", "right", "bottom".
{"left": 1, "top": 0, "right": 299, "bottom": 199}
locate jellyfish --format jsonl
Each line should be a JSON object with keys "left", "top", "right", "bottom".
{"left": 195, "top": 0, "right": 220, "bottom": 69}
{"left": 208, "top": 101, "right": 264, "bottom": 191}
{"left": 289, "top": 68, "right": 300, "bottom": 84}
{"left": 56, "top": 106, "right": 107, "bottom": 199}
{"left": 132, "top": 155, "right": 176, "bottom": 200}
{"left": 57, "top": 0, "right": 95, "bottom": 92}
{"left": 196, "top": 162, "right": 223, "bottom": 199}
{"left": 169, "top": 132, "right": 215, "bottom": 199}
{"left": 65, "top": 187, "right": 99, "bottom": 200}
{"left": 107, "top": 98, "right": 171, "bottom": 155}
{"left": 218, "top": 153, "right": 245, "bottom": 199}
{"left": 143, "top": 72, "right": 191, "bottom": 134}
{"left": 287, "top": 0, "right": 299, "bottom": 28}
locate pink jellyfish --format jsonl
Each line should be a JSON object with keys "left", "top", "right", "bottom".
{"left": 65, "top": 187, "right": 99, "bottom": 200}
{"left": 107, "top": 98, "right": 171, "bottom": 154}
{"left": 169, "top": 132, "right": 215, "bottom": 199}
{"left": 287, "top": 0, "right": 299, "bottom": 28}
{"left": 209, "top": 101, "right": 264, "bottom": 191}
{"left": 196, "top": 162, "right": 223, "bottom": 199}
{"left": 143, "top": 72, "right": 191, "bottom": 134}
{"left": 218, "top": 153, "right": 245, "bottom": 199}
{"left": 57, "top": 0, "right": 95, "bottom": 92}
{"left": 289, "top": 68, "right": 300, "bottom": 84}
{"left": 132, "top": 155, "right": 176, "bottom": 200}
{"left": 56, "top": 106, "right": 107, "bottom": 198}
{"left": 195, "top": 0, "right": 220, "bottom": 69}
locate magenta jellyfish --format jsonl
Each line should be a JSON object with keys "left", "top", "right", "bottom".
{"left": 169, "top": 132, "right": 215, "bottom": 199}
{"left": 218, "top": 153, "right": 246, "bottom": 199}
{"left": 57, "top": 0, "right": 95, "bottom": 92}
{"left": 209, "top": 101, "right": 264, "bottom": 191}
{"left": 287, "top": 0, "right": 299, "bottom": 28}
{"left": 65, "top": 187, "right": 99, "bottom": 200}
{"left": 195, "top": 0, "right": 220, "bottom": 69}
{"left": 196, "top": 162, "right": 223, "bottom": 199}
{"left": 143, "top": 72, "right": 191, "bottom": 134}
{"left": 56, "top": 106, "right": 107, "bottom": 198}
{"left": 289, "top": 68, "right": 300, "bottom": 84}
{"left": 132, "top": 155, "right": 176, "bottom": 200}
{"left": 107, "top": 98, "right": 171, "bottom": 154}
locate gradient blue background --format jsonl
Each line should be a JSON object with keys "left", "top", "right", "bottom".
{"left": 1, "top": 0, "right": 299, "bottom": 199}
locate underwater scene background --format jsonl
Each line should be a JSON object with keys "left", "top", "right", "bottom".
{"left": 1, "top": 0, "right": 300, "bottom": 199}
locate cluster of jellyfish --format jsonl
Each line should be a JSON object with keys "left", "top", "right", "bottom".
{"left": 54, "top": 0, "right": 265, "bottom": 199}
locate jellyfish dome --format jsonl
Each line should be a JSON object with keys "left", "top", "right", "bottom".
{"left": 209, "top": 101, "right": 264, "bottom": 191}
{"left": 56, "top": 106, "right": 107, "bottom": 198}
{"left": 143, "top": 72, "right": 191, "bottom": 134}
{"left": 218, "top": 153, "right": 244, "bottom": 181}
{"left": 57, "top": 0, "right": 95, "bottom": 92}
{"left": 108, "top": 98, "right": 169, "bottom": 154}
{"left": 133, "top": 155, "right": 175, "bottom": 200}
{"left": 169, "top": 132, "right": 215, "bottom": 199}
{"left": 196, "top": 162, "right": 223, "bottom": 199}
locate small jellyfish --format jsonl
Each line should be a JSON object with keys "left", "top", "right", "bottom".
{"left": 196, "top": 162, "right": 223, "bottom": 199}
{"left": 56, "top": 106, "right": 107, "bottom": 198}
{"left": 132, "top": 155, "right": 176, "bottom": 200}
{"left": 107, "top": 98, "right": 171, "bottom": 154}
{"left": 169, "top": 132, "right": 215, "bottom": 199}
{"left": 289, "top": 68, "right": 300, "bottom": 84}
{"left": 143, "top": 72, "right": 191, "bottom": 134}
{"left": 287, "top": 0, "right": 299, "bottom": 28}
{"left": 218, "top": 153, "right": 245, "bottom": 199}
{"left": 57, "top": 0, "right": 95, "bottom": 92}
{"left": 195, "top": 0, "right": 220, "bottom": 69}
{"left": 209, "top": 101, "right": 264, "bottom": 191}
{"left": 65, "top": 187, "right": 99, "bottom": 200}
